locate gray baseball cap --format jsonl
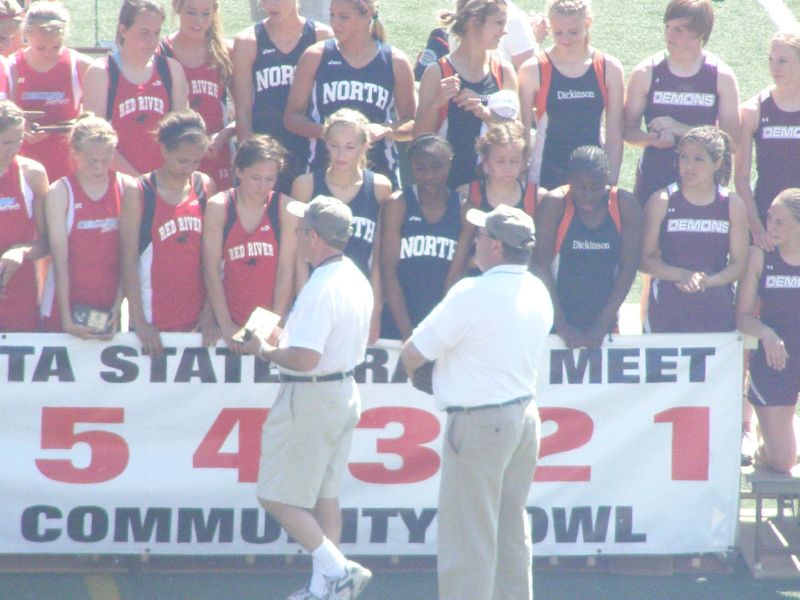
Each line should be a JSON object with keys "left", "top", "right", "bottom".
{"left": 287, "top": 195, "right": 353, "bottom": 246}
{"left": 466, "top": 204, "right": 535, "bottom": 249}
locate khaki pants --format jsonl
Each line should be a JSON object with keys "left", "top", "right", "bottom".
{"left": 437, "top": 400, "right": 541, "bottom": 600}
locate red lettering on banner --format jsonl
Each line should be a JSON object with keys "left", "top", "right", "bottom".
{"left": 654, "top": 407, "right": 709, "bottom": 481}
{"left": 535, "top": 407, "right": 593, "bottom": 482}
{"left": 349, "top": 407, "right": 441, "bottom": 484}
{"left": 35, "top": 407, "right": 129, "bottom": 484}
{"left": 192, "top": 408, "right": 269, "bottom": 483}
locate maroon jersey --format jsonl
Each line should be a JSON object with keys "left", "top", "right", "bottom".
{"left": 647, "top": 183, "right": 735, "bottom": 333}
{"left": 108, "top": 54, "right": 171, "bottom": 175}
{"left": 41, "top": 172, "right": 123, "bottom": 331}
{"left": 10, "top": 48, "right": 82, "bottom": 182}
{"left": 0, "top": 158, "right": 38, "bottom": 331}
{"left": 158, "top": 37, "right": 232, "bottom": 189}
{"left": 636, "top": 52, "right": 719, "bottom": 203}
{"left": 753, "top": 90, "right": 800, "bottom": 225}
{"left": 758, "top": 249, "right": 800, "bottom": 352}
{"left": 221, "top": 189, "right": 280, "bottom": 326}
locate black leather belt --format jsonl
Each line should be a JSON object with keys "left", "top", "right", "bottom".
{"left": 278, "top": 370, "right": 354, "bottom": 383}
{"left": 446, "top": 394, "right": 533, "bottom": 414}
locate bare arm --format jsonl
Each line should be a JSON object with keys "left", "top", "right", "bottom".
{"left": 0, "top": 160, "right": 48, "bottom": 289}
{"left": 273, "top": 192, "right": 301, "bottom": 318}
{"left": 201, "top": 192, "right": 239, "bottom": 348}
{"left": 702, "top": 193, "right": 749, "bottom": 288}
{"left": 734, "top": 97, "right": 770, "bottom": 249}
{"left": 517, "top": 54, "right": 540, "bottom": 144}
{"left": 640, "top": 188, "right": 691, "bottom": 282}
{"left": 623, "top": 60, "right": 660, "bottom": 148}
{"left": 443, "top": 191, "right": 474, "bottom": 290}
{"left": 380, "top": 48, "right": 416, "bottom": 142}
{"left": 530, "top": 190, "right": 573, "bottom": 343}
{"left": 414, "top": 59, "right": 454, "bottom": 137}
{"left": 119, "top": 180, "right": 163, "bottom": 354}
{"left": 167, "top": 57, "right": 190, "bottom": 112}
{"left": 290, "top": 173, "right": 313, "bottom": 291}
{"left": 603, "top": 55, "right": 625, "bottom": 185}
{"left": 231, "top": 29, "right": 256, "bottom": 142}
{"left": 716, "top": 63, "right": 741, "bottom": 150}
{"left": 399, "top": 339, "right": 429, "bottom": 379}
{"left": 283, "top": 43, "right": 325, "bottom": 140}
{"left": 379, "top": 191, "right": 412, "bottom": 339}
{"left": 736, "top": 246, "right": 788, "bottom": 370}
{"left": 579, "top": 190, "right": 642, "bottom": 347}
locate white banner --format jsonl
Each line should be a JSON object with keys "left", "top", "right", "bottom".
{"left": 0, "top": 333, "right": 742, "bottom": 556}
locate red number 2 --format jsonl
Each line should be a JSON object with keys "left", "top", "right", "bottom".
{"left": 534, "top": 407, "right": 593, "bottom": 482}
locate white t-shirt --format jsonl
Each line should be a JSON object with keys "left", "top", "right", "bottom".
{"left": 279, "top": 257, "right": 373, "bottom": 375}
{"left": 411, "top": 264, "right": 554, "bottom": 411}
{"left": 497, "top": 0, "right": 537, "bottom": 64}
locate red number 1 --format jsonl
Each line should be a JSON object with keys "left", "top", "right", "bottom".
{"left": 654, "top": 406, "right": 709, "bottom": 481}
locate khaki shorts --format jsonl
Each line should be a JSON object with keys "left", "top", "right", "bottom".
{"left": 256, "top": 378, "right": 360, "bottom": 508}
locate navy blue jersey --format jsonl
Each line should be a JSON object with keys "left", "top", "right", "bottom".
{"left": 309, "top": 39, "right": 398, "bottom": 185}
{"left": 554, "top": 210, "right": 620, "bottom": 328}
{"left": 414, "top": 28, "right": 449, "bottom": 81}
{"left": 438, "top": 58, "right": 502, "bottom": 188}
{"left": 252, "top": 19, "right": 317, "bottom": 177}
{"left": 537, "top": 54, "right": 604, "bottom": 189}
{"left": 382, "top": 187, "right": 462, "bottom": 339}
{"left": 312, "top": 168, "right": 379, "bottom": 276}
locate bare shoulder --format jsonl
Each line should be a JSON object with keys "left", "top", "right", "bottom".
{"left": 373, "top": 173, "right": 393, "bottom": 202}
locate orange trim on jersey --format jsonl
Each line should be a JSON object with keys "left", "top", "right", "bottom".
{"left": 554, "top": 185, "right": 620, "bottom": 255}
{"left": 468, "top": 179, "right": 537, "bottom": 217}
{"left": 534, "top": 50, "right": 607, "bottom": 125}
{"left": 436, "top": 56, "right": 504, "bottom": 132}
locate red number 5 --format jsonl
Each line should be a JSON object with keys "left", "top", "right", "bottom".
{"left": 35, "top": 407, "right": 129, "bottom": 484}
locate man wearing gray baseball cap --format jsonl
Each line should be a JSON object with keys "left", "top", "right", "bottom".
{"left": 401, "top": 203, "right": 554, "bottom": 600}
{"left": 245, "top": 195, "right": 373, "bottom": 600}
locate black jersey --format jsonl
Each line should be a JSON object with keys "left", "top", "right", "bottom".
{"left": 309, "top": 39, "right": 398, "bottom": 185}
{"left": 554, "top": 204, "right": 621, "bottom": 329}
{"left": 312, "top": 168, "right": 379, "bottom": 276}
{"left": 382, "top": 187, "right": 462, "bottom": 339}
{"left": 438, "top": 57, "right": 502, "bottom": 189}
{"left": 252, "top": 19, "right": 316, "bottom": 171}
{"left": 535, "top": 52, "right": 605, "bottom": 190}
{"left": 758, "top": 249, "right": 800, "bottom": 352}
{"left": 753, "top": 90, "right": 800, "bottom": 225}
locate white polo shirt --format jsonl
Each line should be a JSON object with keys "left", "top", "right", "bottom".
{"left": 279, "top": 257, "right": 373, "bottom": 375}
{"left": 410, "top": 264, "right": 553, "bottom": 411}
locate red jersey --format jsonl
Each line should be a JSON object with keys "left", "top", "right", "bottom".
{"left": 221, "top": 189, "right": 280, "bottom": 326}
{"left": 157, "top": 37, "right": 232, "bottom": 189}
{"left": 0, "top": 158, "right": 38, "bottom": 331}
{"left": 138, "top": 171, "right": 207, "bottom": 331}
{"left": 10, "top": 48, "right": 82, "bottom": 182}
{"left": 108, "top": 54, "right": 171, "bottom": 175}
{"left": 41, "top": 172, "right": 123, "bottom": 331}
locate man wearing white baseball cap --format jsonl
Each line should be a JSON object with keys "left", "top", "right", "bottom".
{"left": 400, "top": 203, "right": 553, "bottom": 600}
{"left": 245, "top": 195, "right": 373, "bottom": 600}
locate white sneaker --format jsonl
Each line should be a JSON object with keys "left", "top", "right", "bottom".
{"left": 286, "top": 587, "right": 328, "bottom": 600}
{"left": 325, "top": 560, "right": 372, "bottom": 600}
